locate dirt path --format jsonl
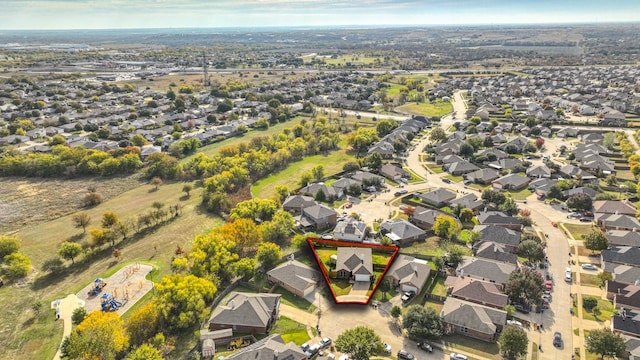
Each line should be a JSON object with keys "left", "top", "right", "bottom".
{"left": 50, "top": 294, "right": 85, "bottom": 360}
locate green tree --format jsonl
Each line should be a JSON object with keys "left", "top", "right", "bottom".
{"left": 584, "top": 229, "right": 609, "bottom": 253}
{"left": 429, "top": 127, "right": 446, "bottom": 143}
{"left": 546, "top": 185, "right": 565, "bottom": 200}
{"left": 481, "top": 188, "right": 506, "bottom": 205}
{"left": 101, "top": 211, "right": 119, "bottom": 229}
{"left": 42, "top": 257, "right": 64, "bottom": 273}
{"left": 233, "top": 258, "right": 256, "bottom": 280}
{"left": 59, "top": 241, "right": 83, "bottom": 265}
{"left": 518, "top": 240, "right": 545, "bottom": 264}
{"left": 0, "top": 235, "right": 20, "bottom": 258}
{"left": 182, "top": 183, "right": 193, "bottom": 197}
{"left": 311, "top": 165, "right": 324, "bottom": 181}
{"left": 433, "top": 215, "right": 460, "bottom": 239}
{"left": 585, "top": 328, "right": 626, "bottom": 359}
{"left": 402, "top": 305, "right": 443, "bottom": 340}
{"left": 126, "top": 302, "right": 161, "bottom": 347}
{"left": 459, "top": 208, "right": 474, "bottom": 223}
{"left": 150, "top": 176, "right": 163, "bottom": 190}
{"left": 62, "top": 310, "right": 129, "bottom": 360}
{"left": 230, "top": 198, "right": 279, "bottom": 222}
{"left": 155, "top": 274, "right": 216, "bottom": 330}
{"left": 130, "top": 134, "right": 148, "bottom": 147}
{"left": 390, "top": 305, "right": 402, "bottom": 321}
{"left": 504, "top": 268, "right": 545, "bottom": 309}
{"left": 445, "top": 245, "right": 466, "bottom": 268}
{"left": 71, "top": 307, "right": 87, "bottom": 326}
{"left": 335, "top": 326, "right": 384, "bottom": 360}
{"left": 379, "top": 278, "right": 391, "bottom": 299}
{"left": 566, "top": 193, "right": 593, "bottom": 212}
{"left": 459, "top": 143, "right": 474, "bottom": 158}
{"left": 498, "top": 325, "right": 529, "bottom": 360}
{"left": 4, "top": 252, "right": 31, "bottom": 278}
{"left": 72, "top": 213, "right": 91, "bottom": 233}
{"left": 499, "top": 197, "right": 519, "bottom": 216}
{"left": 126, "top": 344, "right": 163, "bottom": 360}
{"left": 376, "top": 119, "right": 399, "bottom": 137}
{"left": 256, "top": 242, "right": 282, "bottom": 269}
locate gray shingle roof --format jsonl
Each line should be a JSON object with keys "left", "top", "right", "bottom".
{"left": 210, "top": 292, "right": 281, "bottom": 328}
{"left": 386, "top": 255, "right": 430, "bottom": 290}
{"left": 336, "top": 247, "right": 373, "bottom": 276}
{"left": 603, "top": 247, "right": 640, "bottom": 267}
{"left": 441, "top": 297, "right": 506, "bottom": 335}
{"left": 225, "top": 334, "right": 307, "bottom": 360}
{"left": 267, "top": 260, "right": 321, "bottom": 294}
{"left": 450, "top": 277, "right": 509, "bottom": 309}
{"left": 457, "top": 257, "right": 516, "bottom": 285}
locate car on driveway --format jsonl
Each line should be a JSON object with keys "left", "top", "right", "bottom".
{"left": 553, "top": 332, "right": 562, "bottom": 347}
{"left": 401, "top": 291, "right": 416, "bottom": 304}
{"left": 442, "top": 178, "right": 452, "bottom": 184}
{"left": 507, "top": 320, "right": 523, "bottom": 327}
{"left": 450, "top": 353, "right": 469, "bottom": 360}
{"left": 417, "top": 342, "right": 433, "bottom": 352}
{"left": 397, "top": 350, "right": 415, "bottom": 360}
{"left": 319, "top": 337, "right": 332, "bottom": 349}
{"left": 383, "top": 343, "right": 392, "bottom": 354}
{"left": 567, "top": 212, "right": 582, "bottom": 218}
{"left": 582, "top": 264, "right": 598, "bottom": 271}
{"left": 514, "top": 304, "right": 530, "bottom": 314}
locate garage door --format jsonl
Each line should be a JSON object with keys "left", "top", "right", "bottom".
{"left": 355, "top": 274, "right": 369, "bottom": 282}
{"left": 303, "top": 285, "right": 314, "bottom": 297}
{"left": 402, "top": 284, "right": 417, "bottom": 293}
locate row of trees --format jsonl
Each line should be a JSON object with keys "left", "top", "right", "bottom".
{"left": 0, "top": 235, "right": 32, "bottom": 280}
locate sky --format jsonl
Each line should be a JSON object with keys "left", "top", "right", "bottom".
{"left": 1, "top": 0, "right": 639, "bottom": 30}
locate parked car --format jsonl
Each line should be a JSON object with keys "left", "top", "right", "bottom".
{"left": 579, "top": 217, "right": 592, "bottom": 222}
{"left": 383, "top": 343, "right": 392, "bottom": 354}
{"left": 394, "top": 189, "right": 408, "bottom": 196}
{"left": 514, "top": 304, "right": 530, "bottom": 314}
{"left": 301, "top": 343, "right": 310, "bottom": 352}
{"left": 417, "top": 342, "right": 433, "bottom": 352}
{"left": 543, "top": 294, "right": 552, "bottom": 302}
{"left": 319, "top": 337, "right": 332, "bottom": 349}
{"left": 567, "top": 212, "right": 582, "bottom": 218}
{"left": 581, "top": 264, "right": 598, "bottom": 271}
{"left": 338, "top": 355, "right": 349, "bottom": 360}
{"left": 565, "top": 267, "right": 572, "bottom": 282}
{"left": 305, "top": 344, "right": 321, "bottom": 358}
{"left": 401, "top": 291, "right": 416, "bottom": 304}
{"left": 507, "top": 319, "right": 523, "bottom": 327}
{"left": 553, "top": 332, "right": 562, "bottom": 347}
{"left": 450, "top": 353, "right": 469, "bottom": 360}
{"left": 442, "top": 178, "right": 452, "bottom": 184}
{"left": 545, "top": 280, "right": 553, "bottom": 290}
{"left": 397, "top": 350, "right": 415, "bottom": 360}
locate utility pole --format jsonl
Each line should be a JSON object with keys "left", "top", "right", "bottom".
{"left": 202, "top": 51, "right": 210, "bottom": 87}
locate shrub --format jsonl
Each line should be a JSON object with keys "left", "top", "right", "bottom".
{"left": 583, "top": 296, "right": 598, "bottom": 311}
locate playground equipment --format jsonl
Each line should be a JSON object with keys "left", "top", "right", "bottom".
{"left": 227, "top": 337, "right": 251, "bottom": 350}
{"left": 100, "top": 293, "right": 123, "bottom": 312}
{"left": 87, "top": 278, "right": 107, "bottom": 297}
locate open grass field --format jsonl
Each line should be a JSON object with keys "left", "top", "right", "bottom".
{"left": 0, "top": 179, "right": 221, "bottom": 360}
{"left": 251, "top": 150, "right": 356, "bottom": 199}
{"left": 396, "top": 101, "right": 453, "bottom": 117}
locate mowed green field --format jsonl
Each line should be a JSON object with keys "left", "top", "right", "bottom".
{"left": 396, "top": 101, "right": 453, "bottom": 117}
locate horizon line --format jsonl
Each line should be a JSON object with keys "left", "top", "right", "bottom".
{"left": 1, "top": 20, "right": 639, "bottom": 32}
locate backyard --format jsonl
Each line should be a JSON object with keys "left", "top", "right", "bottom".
{"left": 270, "top": 316, "right": 312, "bottom": 345}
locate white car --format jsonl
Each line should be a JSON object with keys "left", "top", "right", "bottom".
{"left": 582, "top": 264, "right": 598, "bottom": 271}
{"left": 507, "top": 319, "right": 523, "bottom": 327}
{"left": 383, "top": 343, "right": 392, "bottom": 354}
{"left": 565, "top": 267, "right": 572, "bottom": 282}
{"left": 450, "top": 353, "right": 469, "bottom": 360}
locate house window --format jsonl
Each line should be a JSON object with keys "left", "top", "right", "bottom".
{"left": 460, "top": 326, "right": 468, "bottom": 333}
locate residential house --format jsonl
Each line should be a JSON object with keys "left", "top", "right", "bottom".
{"left": 282, "top": 195, "right": 317, "bottom": 215}
{"left": 465, "top": 168, "right": 500, "bottom": 185}
{"left": 526, "top": 165, "right": 551, "bottom": 179}
{"left": 350, "top": 171, "right": 384, "bottom": 186}
{"left": 380, "top": 219, "right": 427, "bottom": 245}
{"left": 456, "top": 257, "right": 517, "bottom": 287}
{"left": 411, "top": 207, "right": 449, "bottom": 231}
{"left": 333, "top": 218, "right": 368, "bottom": 243}
{"left": 529, "top": 177, "right": 557, "bottom": 196}
{"left": 609, "top": 264, "right": 640, "bottom": 285}
{"left": 558, "top": 164, "right": 596, "bottom": 183}
{"left": 224, "top": 334, "right": 308, "bottom": 360}
{"left": 602, "top": 247, "right": 640, "bottom": 269}
{"left": 473, "top": 225, "right": 521, "bottom": 252}
{"left": 580, "top": 154, "right": 616, "bottom": 175}
{"left": 606, "top": 230, "right": 640, "bottom": 248}
{"left": 335, "top": 247, "right": 374, "bottom": 282}
{"left": 386, "top": 255, "right": 431, "bottom": 294}
{"left": 450, "top": 193, "right": 484, "bottom": 212}
{"left": 473, "top": 242, "right": 518, "bottom": 265}
{"left": 295, "top": 204, "right": 337, "bottom": 230}
{"left": 606, "top": 281, "right": 640, "bottom": 311}
{"left": 380, "top": 163, "right": 409, "bottom": 181}
{"left": 447, "top": 277, "right": 509, "bottom": 309}
{"left": 419, "top": 188, "right": 457, "bottom": 207}
{"left": 476, "top": 212, "right": 523, "bottom": 231}
{"left": 594, "top": 200, "right": 637, "bottom": 216}
{"left": 299, "top": 183, "right": 339, "bottom": 201}
{"left": 331, "top": 177, "right": 362, "bottom": 196}
{"left": 209, "top": 292, "right": 281, "bottom": 334}
{"left": 446, "top": 160, "right": 480, "bottom": 176}
{"left": 487, "top": 158, "right": 523, "bottom": 172}
{"left": 492, "top": 174, "right": 531, "bottom": 191}
{"left": 612, "top": 310, "right": 640, "bottom": 339}
{"left": 441, "top": 297, "right": 507, "bottom": 342}
{"left": 267, "top": 260, "right": 322, "bottom": 297}
{"left": 596, "top": 213, "right": 640, "bottom": 231}
{"left": 563, "top": 187, "right": 599, "bottom": 199}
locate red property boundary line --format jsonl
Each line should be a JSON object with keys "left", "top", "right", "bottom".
{"left": 306, "top": 238, "right": 399, "bottom": 305}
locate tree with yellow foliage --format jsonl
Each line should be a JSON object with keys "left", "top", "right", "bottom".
{"left": 61, "top": 311, "right": 128, "bottom": 360}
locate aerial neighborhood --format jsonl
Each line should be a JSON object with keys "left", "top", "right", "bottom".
{"left": 3, "top": 23, "right": 640, "bottom": 360}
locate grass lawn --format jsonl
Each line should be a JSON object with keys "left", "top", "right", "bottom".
{"left": 315, "top": 249, "right": 336, "bottom": 271}
{"left": 531, "top": 343, "right": 538, "bottom": 360}
{"left": 582, "top": 297, "right": 615, "bottom": 322}
{"left": 424, "top": 299, "right": 444, "bottom": 314}
{"left": 2, "top": 179, "right": 220, "bottom": 360}
{"left": 580, "top": 273, "right": 602, "bottom": 288}
{"left": 401, "top": 236, "right": 445, "bottom": 257}
{"left": 562, "top": 223, "right": 594, "bottom": 240}
{"left": 396, "top": 101, "right": 453, "bottom": 117}
{"left": 430, "top": 276, "right": 448, "bottom": 297}
{"left": 273, "top": 287, "right": 317, "bottom": 313}
{"left": 372, "top": 253, "right": 395, "bottom": 267}
{"left": 506, "top": 188, "right": 532, "bottom": 200}
{"left": 330, "top": 279, "right": 353, "bottom": 297}
{"left": 424, "top": 163, "right": 444, "bottom": 174}
{"left": 444, "top": 174, "right": 464, "bottom": 183}
{"left": 270, "top": 316, "right": 311, "bottom": 345}
{"left": 440, "top": 335, "right": 501, "bottom": 359}
{"left": 458, "top": 230, "right": 474, "bottom": 244}
{"left": 252, "top": 150, "right": 356, "bottom": 199}
{"left": 373, "top": 288, "right": 398, "bottom": 302}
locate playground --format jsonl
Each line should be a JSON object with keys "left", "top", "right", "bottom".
{"left": 76, "top": 263, "right": 154, "bottom": 315}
